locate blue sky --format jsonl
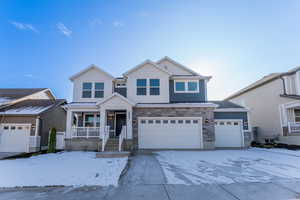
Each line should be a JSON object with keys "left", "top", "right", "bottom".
{"left": 1, "top": 0, "right": 300, "bottom": 101}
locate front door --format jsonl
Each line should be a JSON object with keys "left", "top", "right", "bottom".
{"left": 115, "top": 113, "right": 126, "bottom": 136}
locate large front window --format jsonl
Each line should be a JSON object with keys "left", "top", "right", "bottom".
{"left": 136, "top": 79, "right": 147, "bottom": 95}
{"left": 84, "top": 113, "right": 100, "bottom": 127}
{"left": 174, "top": 80, "right": 199, "bottom": 93}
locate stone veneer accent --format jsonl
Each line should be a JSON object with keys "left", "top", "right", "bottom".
{"left": 132, "top": 107, "right": 215, "bottom": 150}
{"left": 65, "top": 138, "right": 133, "bottom": 151}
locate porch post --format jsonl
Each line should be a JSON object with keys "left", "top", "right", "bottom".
{"left": 126, "top": 107, "right": 133, "bottom": 139}
{"left": 35, "top": 117, "right": 40, "bottom": 137}
{"left": 100, "top": 108, "right": 106, "bottom": 138}
{"left": 66, "top": 109, "right": 73, "bottom": 139}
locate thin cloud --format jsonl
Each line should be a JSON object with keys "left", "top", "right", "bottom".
{"left": 112, "top": 21, "right": 125, "bottom": 27}
{"left": 24, "top": 74, "right": 39, "bottom": 79}
{"left": 9, "top": 21, "right": 39, "bottom": 33}
{"left": 56, "top": 22, "right": 72, "bottom": 37}
{"left": 89, "top": 19, "right": 103, "bottom": 27}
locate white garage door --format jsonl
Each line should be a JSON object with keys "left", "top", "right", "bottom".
{"left": 138, "top": 117, "right": 202, "bottom": 149}
{"left": 215, "top": 120, "right": 244, "bottom": 148}
{"left": 0, "top": 124, "right": 31, "bottom": 152}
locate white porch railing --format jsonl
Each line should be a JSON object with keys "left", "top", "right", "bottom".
{"left": 288, "top": 122, "right": 300, "bottom": 134}
{"left": 119, "top": 126, "right": 127, "bottom": 152}
{"left": 102, "top": 126, "right": 110, "bottom": 152}
{"left": 71, "top": 127, "right": 101, "bottom": 138}
{"left": 29, "top": 136, "right": 41, "bottom": 148}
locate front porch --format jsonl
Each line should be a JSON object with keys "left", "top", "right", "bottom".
{"left": 64, "top": 93, "right": 134, "bottom": 152}
{"left": 280, "top": 101, "right": 300, "bottom": 135}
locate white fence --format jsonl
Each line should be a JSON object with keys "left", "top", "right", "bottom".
{"left": 71, "top": 127, "right": 101, "bottom": 138}
{"left": 288, "top": 122, "right": 300, "bottom": 134}
{"left": 56, "top": 132, "right": 65, "bottom": 150}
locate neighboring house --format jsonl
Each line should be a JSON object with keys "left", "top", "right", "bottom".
{"left": 64, "top": 56, "right": 251, "bottom": 151}
{"left": 226, "top": 66, "right": 300, "bottom": 144}
{"left": 0, "top": 88, "right": 66, "bottom": 153}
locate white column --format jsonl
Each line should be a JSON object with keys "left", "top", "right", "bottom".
{"left": 296, "top": 71, "right": 300, "bottom": 95}
{"left": 100, "top": 108, "right": 106, "bottom": 139}
{"left": 126, "top": 107, "right": 133, "bottom": 139}
{"left": 35, "top": 117, "right": 40, "bottom": 137}
{"left": 66, "top": 109, "right": 73, "bottom": 139}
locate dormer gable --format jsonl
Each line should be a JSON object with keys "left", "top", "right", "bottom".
{"left": 70, "top": 65, "right": 114, "bottom": 81}
{"left": 123, "top": 59, "right": 171, "bottom": 77}
{"left": 156, "top": 56, "right": 198, "bottom": 76}
{"left": 70, "top": 65, "right": 114, "bottom": 102}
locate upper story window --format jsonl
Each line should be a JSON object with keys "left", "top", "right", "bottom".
{"left": 82, "top": 82, "right": 104, "bottom": 98}
{"left": 95, "top": 82, "right": 104, "bottom": 98}
{"left": 136, "top": 79, "right": 147, "bottom": 95}
{"left": 82, "top": 82, "right": 92, "bottom": 98}
{"left": 150, "top": 79, "right": 160, "bottom": 95}
{"left": 174, "top": 80, "right": 199, "bottom": 93}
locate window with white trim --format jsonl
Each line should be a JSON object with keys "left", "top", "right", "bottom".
{"left": 82, "top": 82, "right": 92, "bottom": 98}
{"left": 136, "top": 79, "right": 147, "bottom": 95}
{"left": 150, "top": 79, "right": 160, "bottom": 95}
{"left": 295, "top": 109, "right": 300, "bottom": 122}
{"left": 95, "top": 82, "right": 104, "bottom": 98}
{"left": 174, "top": 80, "right": 199, "bottom": 93}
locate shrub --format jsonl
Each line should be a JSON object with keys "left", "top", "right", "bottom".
{"left": 48, "top": 128, "right": 57, "bottom": 153}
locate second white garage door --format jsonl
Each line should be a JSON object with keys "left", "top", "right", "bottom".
{"left": 138, "top": 117, "right": 203, "bottom": 149}
{"left": 215, "top": 120, "right": 244, "bottom": 148}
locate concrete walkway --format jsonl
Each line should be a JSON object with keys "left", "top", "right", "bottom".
{"left": 1, "top": 153, "right": 300, "bottom": 200}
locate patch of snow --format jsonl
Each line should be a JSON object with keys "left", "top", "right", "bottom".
{"left": 0, "top": 105, "right": 52, "bottom": 114}
{"left": 0, "top": 152, "right": 128, "bottom": 187}
{"left": 156, "top": 149, "right": 300, "bottom": 185}
{"left": 0, "top": 97, "right": 14, "bottom": 105}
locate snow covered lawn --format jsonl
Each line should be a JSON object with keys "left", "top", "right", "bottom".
{"left": 156, "top": 148, "right": 300, "bottom": 185}
{"left": 0, "top": 152, "right": 128, "bottom": 187}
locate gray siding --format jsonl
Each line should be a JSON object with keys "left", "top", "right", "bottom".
{"left": 39, "top": 106, "right": 66, "bottom": 147}
{"left": 169, "top": 80, "right": 206, "bottom": 103}
{"left": 114, "top": 87, "right": 127, "bottom": 97}
{"left": 214, "top": 112, "right": 248, "bottom": 130}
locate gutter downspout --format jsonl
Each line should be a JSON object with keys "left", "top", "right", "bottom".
{"left": 280, "top": 76, "right": 287, "bottom": 95}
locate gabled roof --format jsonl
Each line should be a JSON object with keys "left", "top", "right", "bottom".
{"left": 156, "top": 56, "right": 212, "bottom": 80}
{"left": 0, "top": 99, "right": 66, "bottom": 115}
{"left": 69, "top": 65, "right": 114, "bottom": 81}
{"left": 0, "top": 88, "right": 54, "bottom": 107}
{"left": 123, "top": 59, "right": 171, "bottom": 77}
{"left": 225, "top": 73, "right": 282, "bottom": 100}
{"left": 96, "top": 93, "right": 136, "bottom": 106}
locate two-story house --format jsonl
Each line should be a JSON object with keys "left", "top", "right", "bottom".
{"left": 64, "top": 57, "right": 251, "bottom": 151}
{"left": 226, "top": 66, "right": 300, "bottom": 145}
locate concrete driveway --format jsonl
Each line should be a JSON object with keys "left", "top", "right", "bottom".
{"left": 1, "top": 152, "right": 300, "bottom": 200}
